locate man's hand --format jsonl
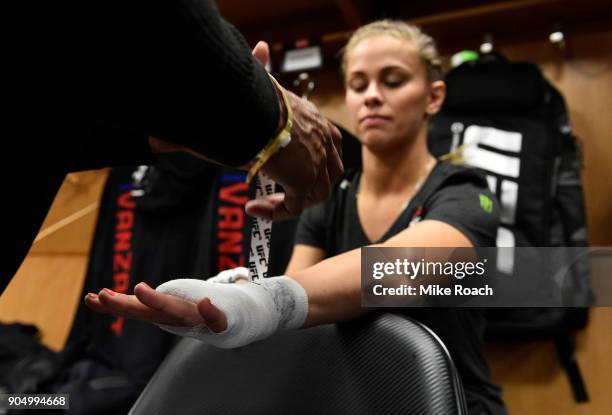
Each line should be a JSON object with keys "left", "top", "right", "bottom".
{"left": 247, "top": 41, "right": 344, "bottom": 221}
{"left": 84, "top": 283, "right": 228, "bottom": 332}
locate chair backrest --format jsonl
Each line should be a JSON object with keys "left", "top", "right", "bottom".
{"left": 129, "top": 312, "right": 468, "bottom": 415}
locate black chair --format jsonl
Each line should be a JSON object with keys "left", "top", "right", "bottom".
{"left": 129, "top": 313, "right": 468, "bottom": 415}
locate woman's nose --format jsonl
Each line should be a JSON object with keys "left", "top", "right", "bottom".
{"left": 363, "top": 82, "right": 383, "bottom": 107}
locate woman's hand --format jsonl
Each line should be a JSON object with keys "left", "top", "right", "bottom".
{"left": 85, "top": 268, "right": 307, "bottom": 349}
{"left": 84, "top": 282, "right": 228, "bottom": 333}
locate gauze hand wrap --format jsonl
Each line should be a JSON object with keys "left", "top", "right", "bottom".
{"left": 155, "top": 276, "right": 308, "bottom": 349}
{"left": 206, "top": 267, "right": 250, "bottom": 284}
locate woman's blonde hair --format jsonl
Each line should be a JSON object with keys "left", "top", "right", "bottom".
{"left": 340, "top": 19, "right": 442, "bottom": 82}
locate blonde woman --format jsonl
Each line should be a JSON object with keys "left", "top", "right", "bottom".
{"left": 88, "top": 20, "right": 506, "bottom": 414}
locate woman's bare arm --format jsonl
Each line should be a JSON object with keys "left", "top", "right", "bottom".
{"left": 85, "top": 219, "right": 471, "bottom": 332}
{"left": 288, "top": 219, "right": 472, "bottom": 326}
{"left": 285, "top": 245, "right": 326, "bottom": 274}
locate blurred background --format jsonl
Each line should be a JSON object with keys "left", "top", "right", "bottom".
{"left": 1, "top": 0, "right": 611, "bottom": 413}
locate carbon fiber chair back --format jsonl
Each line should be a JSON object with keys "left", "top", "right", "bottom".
{"left": 129, "top": 313, "right": 468, "bottom": 415}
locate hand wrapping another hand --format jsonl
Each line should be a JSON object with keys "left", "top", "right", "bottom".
{"left": 246, "top": 41, "right": 344, "bottom": 221}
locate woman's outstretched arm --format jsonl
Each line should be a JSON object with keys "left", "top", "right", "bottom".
{"left": 87, "top": 220, "right": 469, "bottom": 324}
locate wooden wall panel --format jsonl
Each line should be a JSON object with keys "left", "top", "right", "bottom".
{"left": 30, "top": 169, "right": 109, "bottom": 255}
{"left": 0, "top": 169, "right": 108, "bottom": 351}
{"left": 487, "top": 308, "right": 612, "bottom": 414}
{"left": 0, "top": 256, "right": 89, "bottom": 351}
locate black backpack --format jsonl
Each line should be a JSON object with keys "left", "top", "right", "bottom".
{"left": 428, "top": 56, "right": 591, "bottom": 402}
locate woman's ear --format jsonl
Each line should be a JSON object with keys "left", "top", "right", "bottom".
{"left": 425, "top": 80, "right": 446, "bottom": 116}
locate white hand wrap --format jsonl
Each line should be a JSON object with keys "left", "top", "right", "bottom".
{"left": 206, "top": 267, "right": 250, "bottom": 284}
{"left": 155, "top": 275, "right": 308, "bottom": 349}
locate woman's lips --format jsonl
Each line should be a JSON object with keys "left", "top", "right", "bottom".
{"left": 360, "top": 115, "right": 391, "bottom": 127}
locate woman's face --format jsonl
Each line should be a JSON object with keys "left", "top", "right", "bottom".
{"left": 344, "top": 35, "right": 444, "bottom": 152}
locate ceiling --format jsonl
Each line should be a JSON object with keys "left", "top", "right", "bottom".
{"left": 216, "top": 0, "right": 612, "bottom": 57}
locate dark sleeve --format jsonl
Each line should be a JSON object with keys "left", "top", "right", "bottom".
{"left": 60, "top": 122, "right": 157, "bottom": 172}
{"left": 294, "top": 202, "right": 329, "bottom": 251}
{"left": 11, "top": 2, "right": 279, "bottom": 170}
{"left": 424, "top": 182, "right": 500, "bottom": 247}
{"left": 139, "top": 0, "right": 280, "bottom": 167}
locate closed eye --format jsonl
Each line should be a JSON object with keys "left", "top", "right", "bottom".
{"left": 347, "top": 78, "right": 367, "bottom": 93}
{"left": 384, "top": 79, "right": 405, "bottom": 88}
